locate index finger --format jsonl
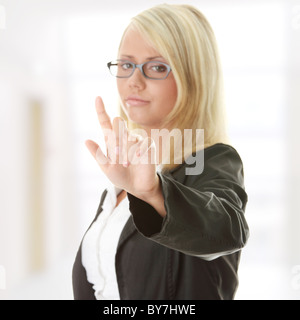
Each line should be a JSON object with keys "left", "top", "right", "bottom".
{"left": 95, "top": 96, "right": 112, "bottom": 131}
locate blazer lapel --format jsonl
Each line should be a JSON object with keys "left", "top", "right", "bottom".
{"left": 117, "top": 215, "right": 136, "bottom": 250}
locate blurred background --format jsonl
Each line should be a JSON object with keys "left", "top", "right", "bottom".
{"left": 0, "top": 0, "right": 299, "bottom": 300}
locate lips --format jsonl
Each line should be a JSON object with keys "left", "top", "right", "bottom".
{"left": 125, "top": 95, "right": 150, "bottom": 106}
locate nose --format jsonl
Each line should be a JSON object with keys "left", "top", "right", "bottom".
{"left": 128, "top": 67, "right": 146, "bottom": 90}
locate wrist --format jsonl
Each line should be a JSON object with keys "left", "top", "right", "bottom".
{"left": 135, "top": 175, "right": 167, "bottom": 218}
{"left": 137, "top": 174, "right": 161, "bottom": 201}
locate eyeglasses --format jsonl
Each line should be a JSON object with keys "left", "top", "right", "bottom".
{"left": 107, "top": 60, "right": 172, "bottom": 80}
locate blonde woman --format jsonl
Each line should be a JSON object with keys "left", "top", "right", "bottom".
{"left": 73, "top": 4, "right": 249, "bottom": 300}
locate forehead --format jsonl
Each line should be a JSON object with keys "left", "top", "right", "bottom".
{"left": 119, "top": 27, "right": 160, "bottom": 59}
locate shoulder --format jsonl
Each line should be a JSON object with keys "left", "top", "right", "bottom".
{"left": 169, "top": 143, "right": 245, "bottom": 182}
{"left": 204, "top": 143, "right": 243, "bottom": 162}
{"left": 201, "top": 143, "right": 245, "bottom": 186}
{"left": 203, "top": 143, "right": 245, "bottom": 175}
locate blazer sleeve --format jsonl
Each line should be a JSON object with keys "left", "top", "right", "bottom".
{"left": 127, "top": 144, "right": 249, "bottom": 261}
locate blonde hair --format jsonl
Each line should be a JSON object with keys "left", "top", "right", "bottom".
{"left": 118, "top": 4, "right": 229, "bottom": 171}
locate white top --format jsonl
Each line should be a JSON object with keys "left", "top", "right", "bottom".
{"left": 81, "top": 184, "right": 131, "bottom": 300}
{"left": 81, "top": 165, "right": 162, "bottom": 300}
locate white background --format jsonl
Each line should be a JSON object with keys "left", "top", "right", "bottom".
{"left": 0, "top": 0, "right": 300, "bottom": 300}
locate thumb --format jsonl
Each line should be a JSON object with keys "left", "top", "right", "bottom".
{"left": 85, "top": 140, "right": 108, "bottom": 166}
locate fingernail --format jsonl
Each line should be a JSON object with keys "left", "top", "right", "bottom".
{"left": 123, "top": 161, "right": 130, "bottom": 167}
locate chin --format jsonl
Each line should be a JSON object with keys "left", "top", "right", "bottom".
{"left": 126, "top": 109, "right": 148, "bottom": 123}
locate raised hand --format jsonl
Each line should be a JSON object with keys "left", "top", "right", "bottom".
{"left": 85, "top": 96, "right": 161, "bottom": 202}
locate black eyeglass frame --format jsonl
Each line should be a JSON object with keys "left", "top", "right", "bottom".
{"left": 107, "top": 60, "right": 172, "bottom": 80}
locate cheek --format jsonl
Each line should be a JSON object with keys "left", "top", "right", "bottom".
{"left": 158, "top": 80, "right": 178, "bottom": 113}
{"left": 117, "top": 80, "right": 127, "bottom": 106}
{"left": 116, "top": 80, "right": 128, "bottom": 115}
{"left": 116, "top": 79, "right": 123, "bottom": 97}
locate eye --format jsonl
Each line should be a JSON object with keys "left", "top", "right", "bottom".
{"left": 149, "top": 63, "right": 167, "bottom": 73}
{"left": 120, "top": 62, "right": 133, "bottom": 70}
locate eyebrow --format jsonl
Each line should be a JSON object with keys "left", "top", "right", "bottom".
{"left": 120, "top": 54, "right": 164, "bottom": 61}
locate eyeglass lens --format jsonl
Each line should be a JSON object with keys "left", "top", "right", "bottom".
{"left": 109, "top": 61, "right": 170, "bottom": 79}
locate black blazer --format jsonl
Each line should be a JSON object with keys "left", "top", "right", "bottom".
{"left": 72, "top": 143, "right": 249, "bottom": 300}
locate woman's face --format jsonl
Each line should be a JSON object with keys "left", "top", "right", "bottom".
{"left": 117, "top": 27, "right": 178, "bottom": 132}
